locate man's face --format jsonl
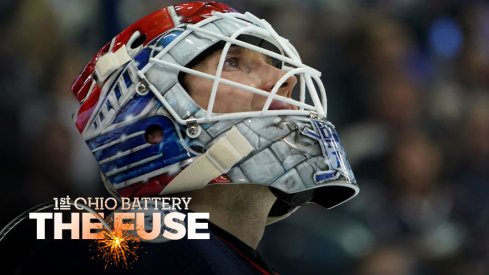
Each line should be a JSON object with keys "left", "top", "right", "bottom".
{"left": 183, "top": 46, "right": 298, "bottom": 113}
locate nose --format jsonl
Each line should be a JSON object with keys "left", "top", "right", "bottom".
{"left": 258, "top": 63, "right": 297, "bottom": 98}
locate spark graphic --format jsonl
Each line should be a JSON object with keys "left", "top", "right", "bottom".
{"left": 92, "top": 217, "right": 141, "bottom": 270}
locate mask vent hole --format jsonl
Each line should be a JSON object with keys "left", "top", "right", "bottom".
{"left": 145, "top": 124, "right": 164, "bottom": 144}
{"left": 130, "top": 32, "right": 146, "bottom": 49}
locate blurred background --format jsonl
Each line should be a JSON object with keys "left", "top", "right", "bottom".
{"left": 0, "top": 0, "right": 488, "bottom": 274}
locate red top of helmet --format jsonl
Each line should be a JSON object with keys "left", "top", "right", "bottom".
{"left": 70, "top": 1, "right": 235, "bottom": 133}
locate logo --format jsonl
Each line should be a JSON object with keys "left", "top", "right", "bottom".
{"left": 28, "top": 196, "right": 210, "bottom": 269}
{"left": 302, "top": 119, "right": 356, "bottom": 184}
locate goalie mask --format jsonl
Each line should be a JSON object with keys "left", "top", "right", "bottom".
{"left": 71, "top": 1, "right": 359, "bottom": 220}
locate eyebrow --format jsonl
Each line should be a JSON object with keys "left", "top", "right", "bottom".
{"left": 225, "top": 45, "right": 243, "bottom": 55}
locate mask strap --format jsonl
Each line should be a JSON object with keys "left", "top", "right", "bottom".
{"left": 160, "top": 127, "right": 253, "bottom": 194}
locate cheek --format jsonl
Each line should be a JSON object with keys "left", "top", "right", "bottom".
{"left": 184, "top": 74, "right": 213, "bottom": 106}
{"left": 186, "top": 72, "right": 263, "bottom": 113}
{"left": 215, "top": 73, "right": 261, "bottom": 112}
{"left": 213, "top": 85, "right": 255, "bottom": 112}
{"left": 185, "top": 73, "right": 213, "bottom": 91}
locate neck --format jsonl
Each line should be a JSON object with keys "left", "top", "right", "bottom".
{"left": 183, "top": 184, "right": 276, "bottom": 249}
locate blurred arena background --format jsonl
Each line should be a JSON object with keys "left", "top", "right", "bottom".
{"left": 0, "top": 0, "right": 488, "bottom": 274}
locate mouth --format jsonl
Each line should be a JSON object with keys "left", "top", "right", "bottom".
{"left": 268, "top": 100, "right": 297, "bottom": 110}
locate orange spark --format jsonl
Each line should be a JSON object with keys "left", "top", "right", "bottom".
{"left": 91, "top": 217, "right": 141, "bottom": 270}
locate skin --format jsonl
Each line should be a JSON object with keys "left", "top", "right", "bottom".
{"left": 184, "top": 45, "right": 297, "bottom": 113}
{"left": 178, "top": 46, "right": 298, "bottom": 249}
{"left": 181, "top": 184, "right": 277, "bottom": 249}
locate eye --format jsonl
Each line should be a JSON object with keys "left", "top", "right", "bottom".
{"left": 224, "top": 57, "right": 239, "bottom": 69}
